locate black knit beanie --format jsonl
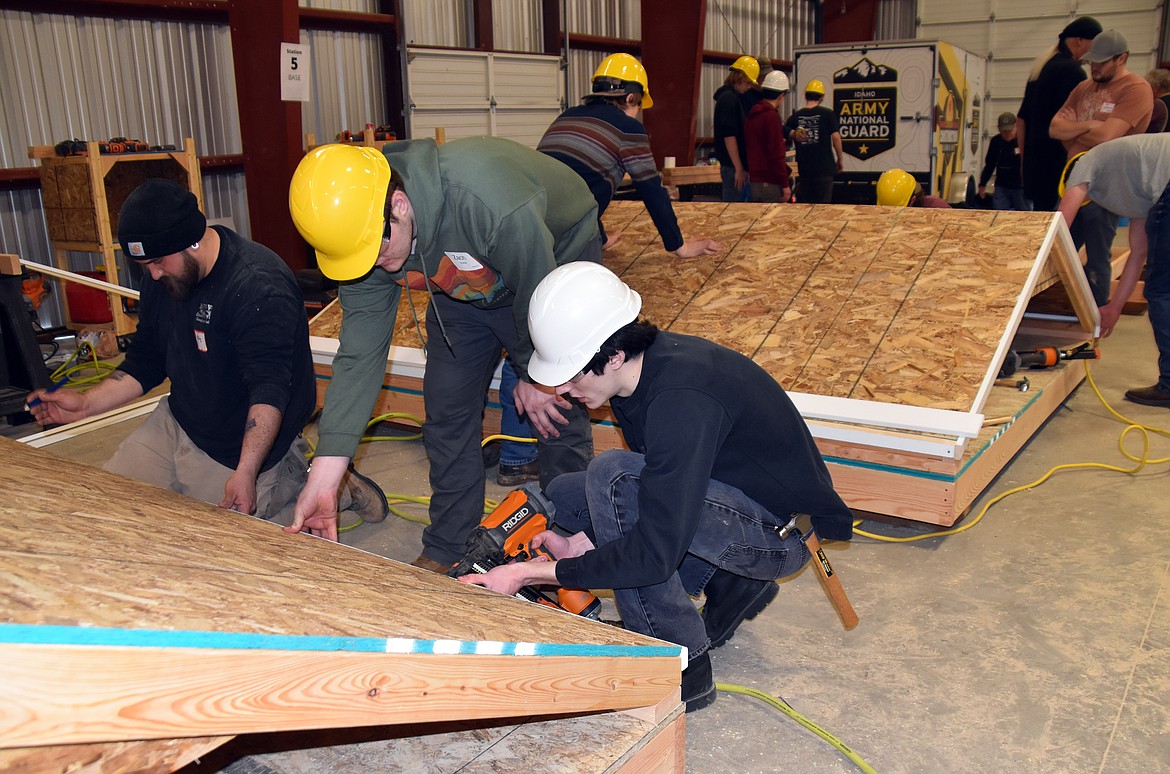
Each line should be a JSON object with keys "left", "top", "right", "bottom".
{"left": 1060, "top": 16, "right": 1102, "bottom": 41}
{"left": 117, "top": 179, "right": 206, "bottom": 260}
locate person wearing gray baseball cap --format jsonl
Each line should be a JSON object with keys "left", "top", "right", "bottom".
{"left": 1051, "top": 29, "right": 1155, "bottom": 306}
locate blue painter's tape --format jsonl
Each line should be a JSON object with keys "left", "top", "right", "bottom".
{"left": 0, "top": 623, "right": 681, "bottom": 660}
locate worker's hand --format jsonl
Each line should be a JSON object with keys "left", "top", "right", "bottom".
{"left": 25, "top": 387, "right": 88, "bottom": 426}
{"left": 835, "top": 158, "right": 844, "bottom": 173}
{"left": 284, "top": 455, "right": 347, "bottom": 541}
{"left": 532, "top": 529, "right": 594, "bottom": 560}
{"left": 603, "top": 231, "right": 623, "bottom": 250}
{"left": 781, "top": 186, "right": 792, "bottom": 203}
{"left": 513, "top": 378, "right": 572, "bottom": 439}
{"left": 674, "top": 238, "right": 723, "bottom": 258}
{"left": 734, "top": 167, "right": 748, "bottom": 190}
{"left": 793, "top": 127, "right": 809, "bottom": 143}
{"left": 977, "top": 185, "right": 987, "bottom": 197}
{"left": 1098, "top": 302, "right": 1123, "bottom": 338}
{"left": 458, "top": 560, "right": 541, "bottom": 596}
{"left": 219, "top": 472, "right": 258, "bottom": 515}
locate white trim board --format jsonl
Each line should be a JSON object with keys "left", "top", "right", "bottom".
{"left": 19, "top": 395, "right": 164, "bottom": 448}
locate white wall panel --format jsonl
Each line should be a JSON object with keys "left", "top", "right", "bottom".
{"left": 407, "top": 48, "right": 562, "bottom": 146}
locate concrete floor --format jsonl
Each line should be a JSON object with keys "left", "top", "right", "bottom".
{"left": 10, "top": 309, "right": 1169, "bottom": 772}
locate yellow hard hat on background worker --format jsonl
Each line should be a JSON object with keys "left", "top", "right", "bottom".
{"left": 730, "top": 55, "right": 760, "bottom": 86}
{"left": 592, "top": 53, "right": 653, "bottom": 109}
{"left": 289, "top": 144, "right": 392, "bottom": 281}
{"left": 1058, "top": 151, "right": 1092, "bottom": 206}
{"left": 876, "top": 169, "right": 920, "bottom": 207}
{"left": 805, "top": 79, "right": 826, "bottom": 96}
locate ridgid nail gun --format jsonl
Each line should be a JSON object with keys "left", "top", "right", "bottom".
{"left": 448, "top": 483, "right": 602, "bottom": 619}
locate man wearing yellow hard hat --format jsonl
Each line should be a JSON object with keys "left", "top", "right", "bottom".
{"left": 784, "top": 79, "right": 844, "bottom": 203}
{"left": 875, "top": 169, "right": 951, "bottom": 208}
{"left": 713, "top": 54, "right": 761, "bottom": 202}
{"left": 287, "top": 138, "right": 600, "bottom": 572}
{"left": 539, "top": 53, "right": 722, "bottom": 258}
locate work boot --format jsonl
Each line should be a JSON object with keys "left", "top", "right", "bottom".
{"left": 1124, "top": 384, "right": 1170, "bottom": 408}
{"left": 701, "top": 569, "right": 779, "bottom": 648}
{"left": 341, "top": 463, "right": 389, "bottom": 524}
{"left": 410, "top": 554, "right": 454, "bottom": 574}
{"left": 496, "top": 460, "right": 540, "bottom": 487}
{"left": 682, "top": 652, "right": 716, "bottom": 712}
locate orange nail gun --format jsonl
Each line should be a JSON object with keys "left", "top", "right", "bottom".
{"left": 998, "top": 342, "right": 1100, "bottom": 378}
{"left": 449, "top": 483, "right": 602, "bottom": 620}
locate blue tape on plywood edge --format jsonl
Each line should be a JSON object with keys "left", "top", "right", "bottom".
{"left": 0, "top": 623, "right": 682, "bottom": 660}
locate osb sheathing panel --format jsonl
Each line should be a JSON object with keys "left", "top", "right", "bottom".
{"left": 311, "top": 202, "right": 1068, "bottom": 414}
{"left": 0, "top": 439, "right": 655, "bottom": 650}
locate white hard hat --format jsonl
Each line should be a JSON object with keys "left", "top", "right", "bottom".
{"left": 527, "top": 263, "right": 642, "bottom": 386}
{"left": 762, "top": 70, "right": 790, "bottom": 93}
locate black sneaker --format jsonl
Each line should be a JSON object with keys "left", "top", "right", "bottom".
{"left": 342, "top": 463, "right": 390, "bottom": 523}
{"left": 702, "top": 570, "right": 779, "bottom": 648}
{"left": 496, "top": 459, "right": 540, "bottom": 486}
{"left": 682, "top": 652, "right": 716, "bottom": 712}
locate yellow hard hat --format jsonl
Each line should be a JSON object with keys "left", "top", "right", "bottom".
{"left": 805, "top": 79, "right": 826, "bottom": 96}
{"left": 289, "top": 144, "right": 392, "bottom": 281}
{"left": 593, "top": 53, "right": 653, "bottom": 109}
{"left": 876, "top": 169, "right": 919, "bottom": 207}
{"left": 730, "top": 55, "right": 760, "bottom": 86}
{"left": 1058, "top": 151, "right": 1092, "bottom": 206}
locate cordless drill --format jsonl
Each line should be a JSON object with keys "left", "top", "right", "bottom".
{"left": 448, "top": 484, "right": 602, "bottom": 620}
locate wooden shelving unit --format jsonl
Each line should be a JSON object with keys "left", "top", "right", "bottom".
{"left": 30, "top": 138, "right": 203, "bottom": 335}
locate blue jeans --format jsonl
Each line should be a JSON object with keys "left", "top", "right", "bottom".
{"left": 993, "top": 186, "right": 1030, "bottom": 211}
{"left": 498, "top": 359, "right": 537, "bottom": 466}
{"left": 1070, "top": 200, "right": 1120, "bottom": 306}
{"left": 547, "top": 450, "right": 808, "bottom": 657}
{"left": 720, "top": 164, "right": 751, "bottom": 202}
{"left": 1147, "top": 181, "right": 1170, "bottom": 391}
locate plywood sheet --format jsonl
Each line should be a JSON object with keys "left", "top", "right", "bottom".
{"left": 0, "top": 439, "right": 681, "bottom": 749}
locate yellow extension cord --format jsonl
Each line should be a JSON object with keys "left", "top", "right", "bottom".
{"left": 853, "top": 361, "right": 1170, "bottom": 544}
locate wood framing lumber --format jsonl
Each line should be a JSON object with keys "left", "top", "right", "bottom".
{"left": 0, "top": 439, "right": 683, "bottom": 750}
{"left": 19, "top": 258, "right": 141, "bottom": 300}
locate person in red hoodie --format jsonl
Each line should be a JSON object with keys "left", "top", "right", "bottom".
{"left": 745, "top": 70, "right": 792, "bottom": 203}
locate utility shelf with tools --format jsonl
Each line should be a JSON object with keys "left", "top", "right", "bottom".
{"left": 28, "top": 137, "right": 203, "bottom": 336}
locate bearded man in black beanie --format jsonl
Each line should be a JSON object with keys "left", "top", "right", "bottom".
{"left": 27, "top": 178, "right": 386, "bottom": 525}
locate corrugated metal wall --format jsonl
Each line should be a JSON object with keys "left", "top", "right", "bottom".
{"left": 400, "top": 0, "right": 469, "bottom": 46}
{"left": 0, "top": 10, "right": 246, "bottom": 326}
{"left": 300, "top": 28, "right": 390, "bottom": 141}
{"left": 494, "top": 0, "right": 545, "bottom": 53}
{"left": 876, "top": 0, "right": 918, "bottom": 40}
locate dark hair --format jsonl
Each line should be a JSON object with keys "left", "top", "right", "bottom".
{"left": 581, "top": 319, "right": 658, "bottom": 376}
{"left": 805, "top": 91, "right": 822, "bottom": 102}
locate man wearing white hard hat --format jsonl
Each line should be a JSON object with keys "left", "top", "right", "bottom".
{"left": 461, "top": 262, "right": 854, "bottom": 712}
{"left": 745, "top": 69, "right": 793, "bottom": 203}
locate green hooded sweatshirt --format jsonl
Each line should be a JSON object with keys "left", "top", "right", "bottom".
{"left": 315, "top": 136, "right": 599, "bottom": 459}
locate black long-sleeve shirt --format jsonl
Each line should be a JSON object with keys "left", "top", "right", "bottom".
{"left": 556, "top": 333, "right": 853, "bottom": 591}
{"left": 979, "top": 133, "right": 1022, "bottom": 189}
{"left": 118, "top": 226, "right": 315, "bottom": 472}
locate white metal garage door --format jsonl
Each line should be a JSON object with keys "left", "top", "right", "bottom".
{"left": 406, "top": 48, "right": 564, "bottom": 147}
